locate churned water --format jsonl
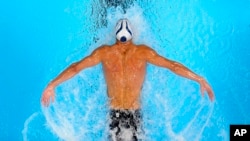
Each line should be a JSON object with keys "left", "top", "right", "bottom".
{"left": 0, "top": 0, "right": 249, "bottom": 141}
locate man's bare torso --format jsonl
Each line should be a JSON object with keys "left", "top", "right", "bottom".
{"left": 100, "top": 42, "right": 147, "bottom": 110}
{"left": 41, "top": 40, "right": 214, "bottom": 109}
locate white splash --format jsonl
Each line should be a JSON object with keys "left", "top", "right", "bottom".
{"left": 22, "top": 112, "right": 39, "bottom": 141}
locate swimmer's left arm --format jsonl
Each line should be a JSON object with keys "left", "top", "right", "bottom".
{"left": 41, "top": 46, "right": 105, "bottom": 106}
{"left": 143, "top": 46, "right": 214, "bottom": 101}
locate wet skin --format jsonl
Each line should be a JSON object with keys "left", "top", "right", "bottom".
{"left": 41, "top": 40, "right": 214, "bottom": 109}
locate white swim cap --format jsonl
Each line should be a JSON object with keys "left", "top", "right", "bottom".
{"left": 115, "top": 19, "right": 133, "bottom": 42}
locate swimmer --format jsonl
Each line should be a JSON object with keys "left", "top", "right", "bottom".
{"left": 41, "top": 18, "right": 214, "bottom": 141}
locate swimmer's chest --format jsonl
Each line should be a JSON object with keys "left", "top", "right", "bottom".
{"left": 102, "top": 51, "right": 146, "bottom": 72}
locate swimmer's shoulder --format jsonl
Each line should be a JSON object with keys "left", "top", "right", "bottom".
{"left": 136, "top": 44, "right": 156, "bottom": 53}
{"left": 95, "top": 45, "right": 112, "bottom": 52}
{"left": 93, "top": 45, "right": 115, "bottom": 59}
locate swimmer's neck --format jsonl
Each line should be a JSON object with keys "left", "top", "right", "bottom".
{"left": 115, "top": 40, "right": 134, "bottom": 54}
{"left": 116, "top": 40, "right": 133, "bottom": 46}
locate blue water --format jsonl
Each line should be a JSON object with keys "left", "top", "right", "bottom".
{"left": 0, "top": 0, "right": 249, "bottom": 140}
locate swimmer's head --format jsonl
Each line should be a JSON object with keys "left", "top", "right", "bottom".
{"left": 115, "top": 19, "right": 133, "bottom": 43}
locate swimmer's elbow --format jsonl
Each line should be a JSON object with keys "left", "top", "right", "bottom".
{"left": 169, "top": 62, "right": 181, "bottom": 72}
{"left": 70, "top": 63, "right": 81, "bottom": 73}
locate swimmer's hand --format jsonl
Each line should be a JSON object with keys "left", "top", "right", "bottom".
{"left": 199, "top": 78, "right": 215, "bottom": 102}
{"left": 41, "top": 85, "right": 55, "bottom": 107}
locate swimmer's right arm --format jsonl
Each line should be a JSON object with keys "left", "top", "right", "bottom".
{"left": 41, "top": 47, "right": 104, "bottom": 106}
{"left": 142, "top": 46, "right": 214, "bottom": 102}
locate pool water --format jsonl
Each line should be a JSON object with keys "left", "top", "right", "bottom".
{"left": 0, "top": 0, "right": 249, "bottom": 141}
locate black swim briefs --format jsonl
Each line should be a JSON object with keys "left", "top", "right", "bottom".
{"left": 109, "top": 109, "right": 142, "bottom": 141}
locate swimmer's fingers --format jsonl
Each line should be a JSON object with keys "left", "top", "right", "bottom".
{"left": 206, "top": 86, "right": 215, "bottom": 102}
{"left": 203, "top": 82, "right": 215, "bottom": 102}
{"left": 41, "top": 95, "right": 47, "bottom": 106}
{"left": 41, "top": 87, "right": 55, "bottom": 107}
{"left": 41, "top": 93, "right": 50, "bottom": 107}
{"left": 199, "top": 80, "right": 215, "bottom": 102}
